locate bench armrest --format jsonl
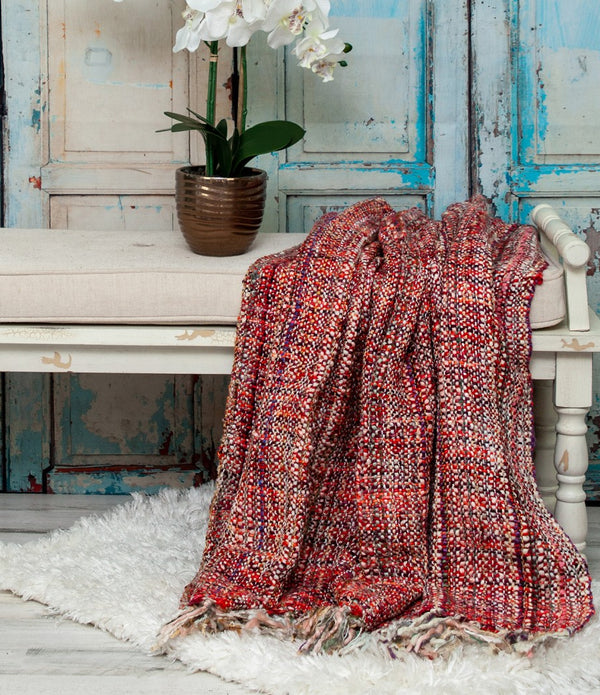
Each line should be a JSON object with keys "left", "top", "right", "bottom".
{"left": 531, "top": 204, "right": 590, "bottom": 331}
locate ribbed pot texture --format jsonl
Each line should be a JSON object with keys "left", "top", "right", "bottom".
{"left": 175, "top": 166, "right": 268, "bottom": 256}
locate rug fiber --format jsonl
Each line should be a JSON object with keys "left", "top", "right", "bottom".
{"left": 0, "top": 486, "right": 599, "bottom": 695}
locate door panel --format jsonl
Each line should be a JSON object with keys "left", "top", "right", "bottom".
{"left": 287, "top": 194, "right": 427, "bottom": 236}
{"left": 47, "top": 1, "right": 187, "bottom": 160}
{"left": 250, "top": 0, "right": 470, "bottom": 230}
{"left": 518, "top": 0, "right": 600, "bottom": 163}
{"left": 288, "top": 7, "right": 421, "bottom": 159}
{"left": 47, "top": 374, "right": 200, "bottom": 494}
{"left": 44, "top": 0, "right": 188, "bottom": 186}
{"left": 472, "top": 0, "right": 600, "bottom": 498}
{"left": 50, "top": 195, "right": 177, "bottom": 231}
{"left": 473, "top": 0, "right": 600, "bottom": 215}
{"left": 4, "top": 375, "right": 51, "bottom": 493}
{"left": 2, "top": 3, "right": 46, "bottom": 229}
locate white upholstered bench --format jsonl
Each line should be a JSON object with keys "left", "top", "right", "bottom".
{"left": 0, "top": 205, "right": 598, "bottom": 551}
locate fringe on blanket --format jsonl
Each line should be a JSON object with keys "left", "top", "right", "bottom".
{"left": 155, "top": 603, "right": 571, "bottom": 660}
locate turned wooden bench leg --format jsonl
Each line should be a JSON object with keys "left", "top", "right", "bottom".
{"left": 533, "top": 379, "right": 558, "bottom": 514}
{"left": 553, "top": 352, "right": 592, "bottom": 552}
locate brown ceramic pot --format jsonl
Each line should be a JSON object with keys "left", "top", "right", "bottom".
{"left": 175, "top": 166, "right": 267, "bottom": 256}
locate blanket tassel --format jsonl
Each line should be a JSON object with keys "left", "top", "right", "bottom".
{"left": 362, "top": 610, "right": 568, "bottom": 659}
{"left": 155, "top": 603, "right": 566, "bottom": 658}
{"left": 154, "top": 601, "right": 295, "bottom": 652}
{"left": 296, "top": 606, "right": 359, "bottom": 653}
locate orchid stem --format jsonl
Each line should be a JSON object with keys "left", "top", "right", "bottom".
{"left": 240, "top": 45, "right": 248, "bottom": 134}
{"left": 205, "top": 40, "right": 219, "bottom": 176}
{"left": 231, "top": 47, "right": 240, "bottom": 129}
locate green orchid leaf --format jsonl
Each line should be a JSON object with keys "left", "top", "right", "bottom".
{"left": 232, "top": 120, "right": 304, "bottom": 174}
{"left": 160, "top": 111, "right": 232, "bottom": 174}
{"left": 165, "top": 108, "right": 212, "bottom": 127}
{"left": 211, "top": 135, "right": 233, "bottom": 176}
{"left": 185, "top": 128, "right": 229, "bottom": 176}
{"left": 162, "top": 112, "right": 228, "bottom": 141}
{"left": 169, "top": 123, "right": 201, "bottom": 133}
{"left": 161, "top": 113, "right": 304, "bottom": 177}
{"left": 215, "top": 118, "right": 229, "bottom": 139}
{"left": 156, "top": 122, "right": 208, "bottom": 134}
{"left": 186, "top": 107, "right": 212, "bottom": 124}
{"left": 229, "top": 128, "right": 241, "bottom": 156}
{"left": 163, "top": 111, "right": 205, "bottom": 127}
{"left": 212, "top": 120, "right": 232, "bottom": 174}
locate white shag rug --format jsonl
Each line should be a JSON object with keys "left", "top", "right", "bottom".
{"left": 1, "top": 485, "right": 599, "bottom": 695}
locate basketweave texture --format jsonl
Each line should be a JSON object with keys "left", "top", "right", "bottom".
{"left": 171, "top": 197, "right": 594, "bottom": 654}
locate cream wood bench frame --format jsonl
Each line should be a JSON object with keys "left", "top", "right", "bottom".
{"left": 0, "top": 205, "right": 598, "bottom": 551}
{"left": 528, "top": 205, "right": 599, "bottom": 553}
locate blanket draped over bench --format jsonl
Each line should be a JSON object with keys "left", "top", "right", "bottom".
{"left": 163, "top": 196, "right": 594, "bottom": 656}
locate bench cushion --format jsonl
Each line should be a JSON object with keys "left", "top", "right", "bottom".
{"left": 0, "top": 229, "right": 305, "bottom": 324}
{"left": 529, "top": 252, "right": 566, "bottom": 329}
{"left": 0, "top": 228, "right": 564, "bottom": 328}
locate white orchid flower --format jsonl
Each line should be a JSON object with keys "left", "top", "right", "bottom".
{"left": 185, "top": 1, "right": 259, "bottom": 46}
{"left": 310, "top": 56, "right": 339, "bottom": 82}
{"left": 225, "top": 12, "right": 261, "bottom": 46}
{"left": 262, "top": 1, "right": 311, "bottom": 49}
{"left": 186, "top": 0, "right": 227, "bottom": 11}
{"left": 303, "top": 0, "right": 330, "bottom": 22}
{"left": 173, "top": 8, "right": 205, "bottom": 52}
{"left": 292, "top": 17, "right": 344, "bottom": 69}
{"left": 114, "top": 0, "right": 349, "bottom": 81}
{"left": 241, "top": 0, "right": 268, "bottom": 23}
{"left": 218, "top": 1, "right": 262, "bottom": 47}
{"left": 197, "top": 1, "right": 236, "bottom": 41}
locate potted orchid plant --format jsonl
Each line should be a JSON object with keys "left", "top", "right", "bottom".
{"left": 113, "top": 0, "right": 351, "bottom": 255}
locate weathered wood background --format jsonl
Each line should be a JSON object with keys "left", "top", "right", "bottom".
{"left": 1, "top": 0, "right": 599, "bottom": 496}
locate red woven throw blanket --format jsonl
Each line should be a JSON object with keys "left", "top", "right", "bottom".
{"left": 164, "top": 197, "right": 593, "bottom": 656}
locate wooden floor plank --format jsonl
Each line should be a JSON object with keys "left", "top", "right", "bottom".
{"left": 0, "top": 592, "right": 251, "bottom": 693}
{"left": 0, "top": 532, "right": 47, "bottom": 544}
{"left": 0, "top": 494, "right": 131, "bottom": 510}
{"left": 0, "top": 673, "right": 247, "bottom": 695}
{"left": 0, "top": 494, "right": 252, "bottom": 693}
{"left": 0, "top": 494, "right": 129, "bottom": 534}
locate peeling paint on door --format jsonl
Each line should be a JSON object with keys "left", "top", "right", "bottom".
{"left": 584, "top": 213, "right": 600, "bottom": 276}
{"left": 473, "top": 0, "right": 600, "bottom": 498}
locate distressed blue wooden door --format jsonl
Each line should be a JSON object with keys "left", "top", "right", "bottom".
{"left": 249, "top": 0, "right": 470, "bottom": 227}
{"left": 472, "top": 0, "right": 600, "bottom": 499}
{"left": 1, "top": 1, "right": 469, "bottom": 493}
